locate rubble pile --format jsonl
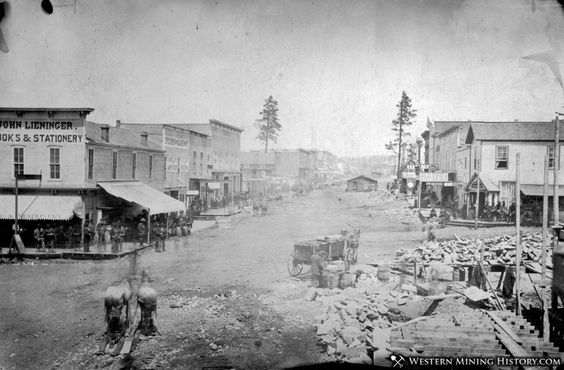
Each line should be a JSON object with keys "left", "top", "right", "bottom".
{"left": 367, "top": 190, "right": 396, "bottom": 202}
{"left": 400, "top": 232, "right": 553, "bottom": 266}
{"left": 311, "top": 266, "right": 417, "bottom": 363}
{"left": 383, "top": 207, "right": 421, "bottom": 228}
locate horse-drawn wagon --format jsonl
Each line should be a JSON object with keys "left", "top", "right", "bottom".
{"left": 287, "top": 230, "right": 360, "bottom": 276}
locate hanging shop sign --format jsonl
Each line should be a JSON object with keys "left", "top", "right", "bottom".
{"left": 419, "top": 172, "right": 449, "bottom": 183}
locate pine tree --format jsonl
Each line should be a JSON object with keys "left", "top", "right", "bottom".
{"left": 254, "top": 96, "right": 281, "bottom": 153}
{"left": 385, "top": 91, "right": 417, "bottom": 179}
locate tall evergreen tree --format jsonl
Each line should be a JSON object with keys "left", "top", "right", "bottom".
{"left": 254, "top": 96, "right": 281, "bottom": 153}
{"left": 385, "top": 91, "right": 417, "bottom": 179}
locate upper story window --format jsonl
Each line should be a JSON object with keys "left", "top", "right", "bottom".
{"left": 548, "top": 146, "right": 556, "bottom": 169}
{"left": 101, "top": 127, "right": 109, "bottom": 142}
{"left": 49, "top": 148, "right": 61, "bottom": 179}
{"left": 141, "top": 133, "right": 148, "bottom": 146}
{"left": 495, "top": 145, "right": 508, "bottom": 169}
{"left": 13, "top": 147, "right": 24, "bottom": 177}
{"left": 149, "top": 155, "right": 154, "bottom": 179}
{"left": 112, "top": 151, "right": 118, "bottom": 179}
{"left": 88, "top": 149, "right": 94, "bottom": 180}
{"left": 132, "top": 153, "right": 137, "bottom": 179}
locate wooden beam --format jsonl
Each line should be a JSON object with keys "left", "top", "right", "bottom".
{"left": 478, "top": 261, "right": 504, "bottom": 310}
{"left": 515, "top": 152, "right": 522, "bottom": 316}
{"left": 542, "top": 154, "right": 550, "bottom": 341}
{"left": 487, "top": 312, "right": 523, "bottom": 345}
{"left": 494, "top": 328, "right": 532, "bottom": 357}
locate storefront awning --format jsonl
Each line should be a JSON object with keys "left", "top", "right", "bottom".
{"left": 521, "top": 184, "right": 564, "bottom": 197}
{"left": 98, "top": 181, "right": 185, "bottom": 214}
{"left": 0, "top": 195, "right": 82, "bottom": 220}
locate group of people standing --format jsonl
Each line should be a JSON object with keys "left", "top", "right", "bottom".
{"left": 33, "top": 223, "right": 82, "bottom": 252}
{"left": 29, "top": 209, "right": 195, "bottom": 254}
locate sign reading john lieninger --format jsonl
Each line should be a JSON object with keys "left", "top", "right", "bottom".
{"left": 0, "top": 120, "right": 83, "bottom": 143}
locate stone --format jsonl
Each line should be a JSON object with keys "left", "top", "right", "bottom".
{"left": 342, "top": 346, "right": 367, "bottom": 360}
{"left": 305, "top": 288, "right": 317, "bottom": 302}
{"left": 341, "top": 326, "right": 364, "bottom": 345}
{"left": 377, "top": 304, "right": 389, "bottom": 315}
{"left": 335, "top": 338, "right": 347, "bottom": 355}
{"left": 316, "top": 317, "right": 340, "bottom": 336}
{"left": 348, "top": 353, "right": 373, "bottom": 365}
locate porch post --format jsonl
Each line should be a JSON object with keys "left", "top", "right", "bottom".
{"left": 147, "top": 210, "right": 151, "bottom": 245}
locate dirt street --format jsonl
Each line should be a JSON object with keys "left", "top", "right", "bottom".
{"left": 0, "top": 187, "right": 532, "bottom": 369}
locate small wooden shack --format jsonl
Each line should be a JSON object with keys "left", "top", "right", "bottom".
{"left": 346, "top": 175, "right": 378, "bottom": 192}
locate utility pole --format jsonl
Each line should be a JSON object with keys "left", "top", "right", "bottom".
{"left": 554, "top": 115, "right": 560, "bottom": 226}
{"left": 515, "top": 153, "right": 522, "bottom": 315}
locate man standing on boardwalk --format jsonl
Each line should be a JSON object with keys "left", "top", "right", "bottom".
{"left": 137, "top": 218, "right": 147, "bottom": 247}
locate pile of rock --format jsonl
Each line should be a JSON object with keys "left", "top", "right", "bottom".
{"left": 383, "top": 207, "right": 421, "bottom": 228}
{"left": 311, "top": 266, "right": 416, "bottom": 363}
{"left": 400, "top": 232, "right": 552, "bottom": 266}
{"left": 368, "top": 190, "right": 396, "bottom": 202}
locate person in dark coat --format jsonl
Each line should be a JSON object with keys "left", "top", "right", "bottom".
{"left": 137, "top": 218, "right": 147, "bottom": 247}
{"left": 310, "top": 246, "right": 326, "bottom": 288}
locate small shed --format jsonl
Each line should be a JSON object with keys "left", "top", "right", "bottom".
{"left": 346, "top": 176, "right": 378, "bottom": 192}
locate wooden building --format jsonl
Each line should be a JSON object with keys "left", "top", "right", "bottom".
{"left": 346, "top": 176, "right": 378, "bottom": 192}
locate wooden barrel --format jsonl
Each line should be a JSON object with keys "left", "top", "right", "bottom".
{"left": 377, "top": 265, "right": 390, "bottom": 282}
{"left": 320, "top": 274, "right": 329, "bottom": 289}
{"left": 339, "top": 273, "right": 355, "bottom": 289}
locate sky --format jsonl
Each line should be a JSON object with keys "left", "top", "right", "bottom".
{"left": 1, "top": 0, "right": 564, "bottom": 157}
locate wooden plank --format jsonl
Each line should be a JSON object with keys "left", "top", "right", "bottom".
{"left": 392, "top": 343, "right": 505, "bottom": 353}
{"left": 399, "top": 333, "right": 498, "bottom": 343}
{"left": 392, "top": 337, "right": 500, "bottom": 347}
{"left": 487, "top": 312, "right": 524, "bottom": 344}
{"left": 495, "top": 329, "right": 532, "bottom": 358}
{"left": 411, "top": 327, "right": 494, "bottom": 335}
{"left": 478, "top": 261, "right": 504, "bottom": 310}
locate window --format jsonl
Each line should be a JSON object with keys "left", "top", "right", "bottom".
{"left": 495, "top": 146, "right": 508, "bottom": 169}
{"left": 112, "top": 151, "right": 118, "bottom": 179}
{"left": 49, "top": 148, "right": 60, "bottom": 179}
{"left": 177, "top": 157, "right": 180, "bottom": 175}
{"left": 88, "top": 149, "right": 94, "bottom": 180}
{"left": 548, "top": 146, "right": 555, "bottom": 169}
{"left": 149, "top": 155, "right": 153, "bottom": 178}
{"left": 132, "top": 153, "right": 137, "bottom": 178}
{"left": 13, "top": 147, "right": 24, "bottom": 177}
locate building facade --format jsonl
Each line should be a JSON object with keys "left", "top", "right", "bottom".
{"left": 208, "top": 119, "right": 243, "bottom": 202}
{"left": 0, "top": 107, "right": 183, "bottom": 248}
{"left": 464, "top": 121, "right": 559, "bottom": 209}
{"left": 120, "top": 122, "right": 213, "bottom": 203}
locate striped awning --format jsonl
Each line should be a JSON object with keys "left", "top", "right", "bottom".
{"left": 0, "top": 195, "right": 82, "bottom": 220}
{"left": 98, "top": 181, "right": 185, "bottom": 214}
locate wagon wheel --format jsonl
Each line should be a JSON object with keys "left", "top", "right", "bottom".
{"left": 287, "top": 250, "right": 303, "bottom": 277}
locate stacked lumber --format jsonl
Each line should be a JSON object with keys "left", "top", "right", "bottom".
{"left": 398, "top": 232, "right": 553, "bottom": 266}
{"left": 389, "top": 311, "right": 508, "bottom": 357}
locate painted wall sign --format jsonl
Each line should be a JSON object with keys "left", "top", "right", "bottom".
{"left": 0, "top": 120, "right": 83, "bottom": 143}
